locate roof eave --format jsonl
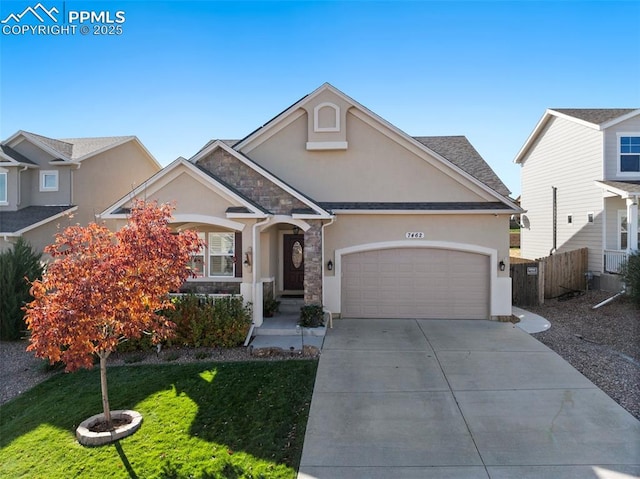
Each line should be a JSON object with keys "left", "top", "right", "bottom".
{"left": 328, "top": 208, "right": 521, "bottom": 215}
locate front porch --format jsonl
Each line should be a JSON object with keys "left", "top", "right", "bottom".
{"left": 249, "top": 297, "right": 327, "bottom": 353}
{"left": 597, "top": 181, "right": 639, "bottom": 277}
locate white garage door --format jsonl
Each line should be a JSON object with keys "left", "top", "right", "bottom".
{"left": 341, "top": 248, "right": 490, "bottom": 319}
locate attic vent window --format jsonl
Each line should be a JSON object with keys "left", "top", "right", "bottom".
{"left": 314, "top": 102, "right": 340, "bottom": 132}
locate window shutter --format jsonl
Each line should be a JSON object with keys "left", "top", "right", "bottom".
{"left": 234, "top": 231, "right": 242, "bottom": 278}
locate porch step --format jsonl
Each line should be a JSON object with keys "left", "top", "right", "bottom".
{"left": 255, "top": 313, "right": 326, "bottom": 337}
{"left": 278, "top": 297, "right": 304, "bottom": 314}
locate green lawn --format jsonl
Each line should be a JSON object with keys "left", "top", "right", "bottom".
{"left": 0, "top": 360, "right": 318, "bottom": 479}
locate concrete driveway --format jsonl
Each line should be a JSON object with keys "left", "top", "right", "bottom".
{"left": 298, "top": 319, "right": 640, "bottom": 479}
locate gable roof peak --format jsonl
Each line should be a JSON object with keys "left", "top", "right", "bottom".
{"left": 549, "top": 108, "right": 639, "bottom": 126}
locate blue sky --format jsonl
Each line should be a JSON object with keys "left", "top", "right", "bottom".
{"left": 1, "top": 1, "right": 639, "bottom": 197}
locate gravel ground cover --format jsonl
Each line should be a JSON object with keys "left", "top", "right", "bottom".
{"left": 2, "top": 291, "right": 638, "bottom": 420}
{"left": 529, "top": 290, "right": 639, "bottom": 421}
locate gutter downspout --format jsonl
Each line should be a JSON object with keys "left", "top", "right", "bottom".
{"left": 550, "top": 186, "right": 557, "bottom": 255}
{"left": 18, "top": 166, "right": 28, "bottom": 206}
{"left": 71, "top": 162, "right": 81, "bottom": 206}
{"left": 244, "top": 215, "right": 272, "bottom": 347}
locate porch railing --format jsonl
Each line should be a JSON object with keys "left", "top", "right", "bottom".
{"left": 604, "top": 250, "right": 628, "bottom": 274}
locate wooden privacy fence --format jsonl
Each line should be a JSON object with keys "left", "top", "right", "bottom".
{"left": 510, "top": 248, "right": 589, "bottom": 306}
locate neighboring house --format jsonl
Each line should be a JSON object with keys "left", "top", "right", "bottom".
{"left": 515, "top": 108, "right": 640, "bottom": 291}
{"left": 0, "top": 131, "right": 161, "bottom": 253}
{"left": 101, "top": 83, "right": 520, "bottom": 325}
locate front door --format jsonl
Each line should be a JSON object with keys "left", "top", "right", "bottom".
{"left": 283, "top": 234, "right": 304, "bottom": 291}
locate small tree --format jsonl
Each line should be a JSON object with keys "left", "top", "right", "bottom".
{"left": 25, "top": 200, "right": 201, "bottom": 427}
{"left": 0, "top": 238, "right": 43, "bottom": 340}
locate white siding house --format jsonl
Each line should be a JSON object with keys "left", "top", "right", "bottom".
{"left": 515, "top": 109, "right": 640, "bottom": 291}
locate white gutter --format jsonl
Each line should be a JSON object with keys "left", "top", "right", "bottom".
{"left": 18, "top": 166, "right": 28, "bottom": 206}
{"left": 244, "top": 215, "right": 272, "bottom": 346}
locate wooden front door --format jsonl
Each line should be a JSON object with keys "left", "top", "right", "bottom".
{"left": 283, "top": 234, "right": 304, "bottom": 291}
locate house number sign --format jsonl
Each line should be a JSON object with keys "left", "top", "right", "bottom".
{"left": 405, "top": 232, "right": 425, "bottom": 239}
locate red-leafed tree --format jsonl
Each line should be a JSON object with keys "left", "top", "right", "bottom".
{"left": 25, "top": 200, "right": 202, "bottom": 427}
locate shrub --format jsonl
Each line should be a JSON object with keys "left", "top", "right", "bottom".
{"left": 0, "top": 239, "right": 43, "bottom": 340}
{"left": 162, "top": 295, "right": 252, "bottom": 349}
{"left": 622, "top": 251, "right": 640, "bottom": 307}
{"left": 299, "top": 304, "right": 324, "bottom": 328}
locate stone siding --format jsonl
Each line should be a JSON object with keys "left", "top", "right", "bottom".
{"left": 304, "top": 220, "right": 323, "bottom": 305}
{"left": 197, "top": 149, "right": 308, "bottom": 214}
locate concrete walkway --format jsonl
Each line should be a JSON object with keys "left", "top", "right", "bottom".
{"left": 298, "top": 319, "right": 640, "bottom": 479}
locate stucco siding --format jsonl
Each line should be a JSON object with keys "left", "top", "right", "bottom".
{"left": 324, "top": 213, "right": 510, "bottom": 276}
{"left": 604, "top": 115, "right": 640, "bottom": 180}
{"left": 1, "top": 167, "right": 19, "bottom": 210}
{"left": 247, "top": 111, "right": 490, "bottom": 203}
{"left": 144, "top": 171, "right": 236, "bottom": 218}
{"left": 28, "top": 167, "right": 72, "bottom": 207}
{"left": 73, "top": 141, "right": 160, "bottom": 225}
{"left": 11, "top": 140, "right": 58, "bottom": 165}
{"left": 520, "top": 116, "right": 604, "bottom": 272}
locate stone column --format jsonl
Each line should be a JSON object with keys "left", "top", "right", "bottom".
{"left": 303, "top": 220, "right": 323, "bottom": 305}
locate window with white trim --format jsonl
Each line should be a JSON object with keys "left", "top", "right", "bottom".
{"left": 619, "top": 135, "right": 640, "bottom": 173}
{"left": 619, "top": 210, "right": 628, "bottom": 250}
{"left": 40, "top": 170, "right": 59, "bottom": 191}
{"left": 188, "top": 232, "right": 206, "bottom": 278}
{"left": 208, "top": 232, "right": 235, "bottom": 277}
{"left": 0, "top": 172, "right": 7, "bottom": 203}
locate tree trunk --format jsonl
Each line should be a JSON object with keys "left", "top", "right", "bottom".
{"left": 99, "top": 351, "right": 112, "bottom": 427}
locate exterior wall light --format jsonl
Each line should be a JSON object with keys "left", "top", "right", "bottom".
{"left": 327, "top": 260, "right": 333, "bottom": 271}
{"left": 499, "top": 260, "right": 506, "bottom": 271}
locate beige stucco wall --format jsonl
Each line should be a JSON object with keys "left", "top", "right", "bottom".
{"left": 324, "top": 213, "right": 511, "bottom": 275}
{"left": 321, "top": 213, "right": 512, "bottom": 317}
{"left": 73, "top": 141, "right": 160, "bottom": 225}
{"left": 124, "top": 169, "right": 236, "bottom": 219}
{"left": 246, "top": 110, "right": 491, "bottom": 203}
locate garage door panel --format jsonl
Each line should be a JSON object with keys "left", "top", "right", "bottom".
{"left": 342, "top": 248, "right": 489, "bottom": 319}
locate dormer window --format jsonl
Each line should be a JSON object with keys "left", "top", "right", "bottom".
{"left": 40, "top": 170, "right": 59, "bottom": 191}
{"left": 619, "top": 135, "right": 640, "bottom": 173}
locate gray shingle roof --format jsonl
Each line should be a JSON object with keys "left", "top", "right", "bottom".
{"left": 61, "top": 136, "right": 134, "bottom": 160}
{"left": 551, "top": 109, "right": 637, "bottom": 125}
{"left": 597, "top": 180, "right": 640, "bottom": 195}
{"left": 413, "top": 136, "right": 511, "bottom": 197}
{"left": 0, "top": 145, "right": 37, "bottom": 165}
{"left": 0, "top": 205, "right": 76, "bottom": 234}
{"left": 18, "top": 131, "right": 134, "bottom": 161}
{"left": 23, "top": 132, "right": 73, "bottom": 158}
